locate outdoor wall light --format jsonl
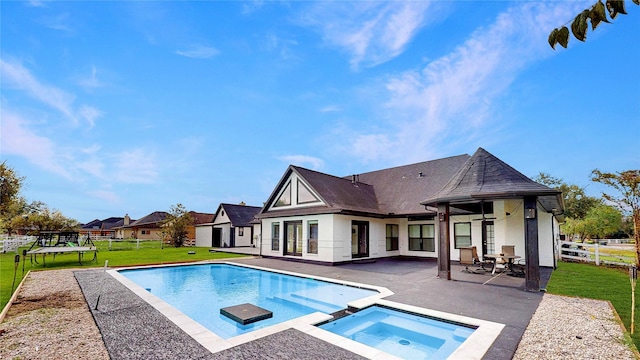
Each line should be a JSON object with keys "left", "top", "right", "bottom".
{"left": 525, "top": 208, "right": 536, "bottom": 219}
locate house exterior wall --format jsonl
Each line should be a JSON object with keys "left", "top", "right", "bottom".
{"left": 213, "top": 210, "right": 230, "bottom": 225}
{"left": 260, "top": 199, "right": 557, "bottom": 267}
{"left": 195, "top": 225, "right": 213, "bottom": 247}
{"left": 253, "top": 223, "right": 262, "bottom": 249}
{"left": 214, "top": 223, "right": 232, "bottom": 247}
{"left": 234, "top": 226, "right": 253, "bottom": 247}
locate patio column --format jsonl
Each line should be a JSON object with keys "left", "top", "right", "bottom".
{"left": 437, "top": 203, "right": 451, "bottom": 280}
{"left": 524, "top": 196, "right": 540, "bottom": 291}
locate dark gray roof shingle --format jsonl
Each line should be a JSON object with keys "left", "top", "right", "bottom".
{"left": 220, "top": 203, "right": 262, "bottom": 227}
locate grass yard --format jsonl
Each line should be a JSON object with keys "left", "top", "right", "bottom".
{"left": 0, "top": 241, "right": 246, "bottom": 310}
{"left": 547, "top": 261, "right": 640, "bottom": 351}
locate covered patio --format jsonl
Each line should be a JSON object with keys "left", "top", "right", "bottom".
{"left": 421, "top": 148, "right": 564, "bottom": 291}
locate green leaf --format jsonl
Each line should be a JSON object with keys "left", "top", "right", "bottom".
{"left": 557, "top": 27, "right": 570, "bottom": 48}
{"left": 548, "top": 28, "right": 559, "bottom": 49}
{"left": 633, "top": 0, "right": 640, "bottom": 5}
{"left": 606, "top": 0, "right": 627, "bottom": 19}
{"left": 590, "top": 0, "right": 611, "bottom": 30}
{"left": 571, "top": 11, "right": 589, "bottom": 42}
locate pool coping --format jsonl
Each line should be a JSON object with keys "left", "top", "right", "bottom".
{"left": 108, "top": 261, "right": 504, "bottom": 359}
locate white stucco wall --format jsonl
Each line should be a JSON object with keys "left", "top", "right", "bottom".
{"left": 234, "top": 226, "right": 253, "bottom": 247}
{"left": 195, "top": 225, "right": 213, "bottom": 247}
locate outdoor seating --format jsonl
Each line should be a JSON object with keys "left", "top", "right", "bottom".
{"left": 460, "top": 246, "right": 490, "bottom": 274}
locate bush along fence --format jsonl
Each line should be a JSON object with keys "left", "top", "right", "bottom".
{"left": 560, "top": 240, "right": 635, "bottom": 267}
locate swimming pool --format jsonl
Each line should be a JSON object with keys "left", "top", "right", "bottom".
{"left": 319, "top": 305, "right": 476, "bottom": 359}
{"left": 119, "top": 263, "right": 378, "bottom": 339}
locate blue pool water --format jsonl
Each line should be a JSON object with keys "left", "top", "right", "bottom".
{"left": 119, "top": 264, "right": 377, "bottom": 339}
{"left": 319, "top": 306, "right": 476, "bottom": 359}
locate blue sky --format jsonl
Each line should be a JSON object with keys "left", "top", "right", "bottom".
{"left": 1, "top": 1, "right": 638, "bottom": 223}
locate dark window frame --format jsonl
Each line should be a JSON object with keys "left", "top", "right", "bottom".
{"left": 271, "top": 222, "right": 280, "bottom": 251}
{"left": 307, "top": 220, "right": 318, "bottom": 254}
{"left": 408, "top": 224, "right": 435, "bottom": 252}
{"left": 454, "top": 222, "right": 472, "bottom": 249}
{"left": 385, "top": 224, "right": 399, "bottom": 251}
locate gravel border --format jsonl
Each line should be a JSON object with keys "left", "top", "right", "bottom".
{"left": 513, "top": 293, "right": 637, "bottom": 359}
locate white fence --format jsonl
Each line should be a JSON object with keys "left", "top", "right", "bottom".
{"left": 1, "top": 235, "right": 36, "bottom": 253}
{"left": 560, "top": 240, "right": 635, "bottom": 267}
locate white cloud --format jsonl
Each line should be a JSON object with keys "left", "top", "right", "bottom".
{"left": 0, "top": 57, "right": 101, "bottom": 127}
{"left": 78, "top": 66, "right": 104, "bottom": 90}
{"left": 112, "top": 148, "right": 159, "bottom": 184}
{"left": 86, "top": 189, "right": 121, "bottom": 205}
{"left": 299, "top": 2, "right": 432, "bottom": 69}
{"left": 279, "top": 155, "right": 325, "bottom": 170}
{"left": 0, "top": 111, "right": 71, "bottom": 179}
{"left": 319, "top": 105, "right": 341, "bottom": 113}
{"left": 335, "top": 2, "right": 581, "bottom": 164}
{"left": 1, "top": 57, "right": 76, "bottom": 120}
{"left": 77, "top": 105, "right": 102, "bottom": 128}
{"left": 176, "top": 45, "right": 219, "bottom": 59}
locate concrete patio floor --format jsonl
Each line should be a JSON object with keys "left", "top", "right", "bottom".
{"left": 76, "top": 256, "right": 550, "bottom": 359}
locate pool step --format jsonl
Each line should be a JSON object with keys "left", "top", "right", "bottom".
{"left": 271, "top": 294, "right": 342, "bottom": 314}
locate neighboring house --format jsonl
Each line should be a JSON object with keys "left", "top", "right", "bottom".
{"left": 79, "top": 216, "right": 131, "bottom": 238}
{"left": 255, "top": 148, "right": 564, "bottom": 291}
{"left": 195, "top": 203, "right": 262, "bottom": 248}
{"left": 186, "top": 211, "right": 215, "bottom": 245}
{"left": 115, "top": 212, "right": 168, "bottom": 240}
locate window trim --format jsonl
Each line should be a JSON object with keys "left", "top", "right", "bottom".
{"left": 307, "top": 220, "right": 318, "bottom": 254}
{"left": 271, "top": 222, "right": 280, "bottom": 251}
{"left": 408, "top": 224, "right": 435, "bottom": 252}
{"left": 454, "top": 222, "right": 472, "bottom": 249}
{"left": 385, "top": 224, "right": 399, "bottom": 251}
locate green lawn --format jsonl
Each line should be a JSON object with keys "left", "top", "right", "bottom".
{"left": 547, "top": 261, "right": 640, "bottom": 351}
{"left": 0, "top": 241, "right": 246, "bottom": 310}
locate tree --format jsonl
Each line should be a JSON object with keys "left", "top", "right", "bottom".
{"left": 591, "top": 169, "right": 640, "bottom": 266}
{"left": 534, "top": 172, "right": 600, "bottom": 219}
{"left": 162, "top": 203, "right": 193, "bottom": 247}
{"left": 561, "top": 204, "right": 622, "bottom": 241}
{"left": 0, "top": 161, "right": 27, "bottom": 233}
{"left": 549, "top": 0, "right": 638, "bottom": 49}
{"left": 13, "top": 202, "right": 78, "bottom": 234}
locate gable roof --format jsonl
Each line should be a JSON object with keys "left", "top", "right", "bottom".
{"left": 189, "top": 211, "right": 215, "bottom": 225}
{"left": 421, "top": 148, "right": 563, "bottom": 214}
{"left": 257, "top": 155, "right": 471, "bottom": 218}
{"left": 219, "top": 203, "right": 262, "bottom": 227}
{"left": 126, "top": 211, "right": 168, "bottom": 228}
{"left": 81, "top": 217, "right": 128, "bottom": 230}
{"left": 350, "top": 155, "right": 470, "bottom": 215}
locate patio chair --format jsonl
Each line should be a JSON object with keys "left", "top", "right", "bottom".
{"left": 460, "top": 246, "right": 490, "bottom": 274}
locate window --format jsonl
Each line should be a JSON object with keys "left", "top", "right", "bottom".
{"left": 386, "top": 224, "right": 399, "bottom": 251}
{"left": 297, "top": 180, "right": 320, "bottom": 204}
{"left": 271, "top": 223, "right": 280, "bottom": 251}
{"left": 141, "top": 230, "right": 150, "bottom": 235}
{"left": 408, "top": 224, "right": 435, "bottom": 251}
{"left": 307, "top": 220, "right": 318, "bottom": 254}
{"left": 274, "top": 182, "right": 291, "bottom": 207}
{"left": 454, "top": 222, "right": 472, "bottom": 248}
{"left": 238, "top": 227, "right": 244, "bottom": 236}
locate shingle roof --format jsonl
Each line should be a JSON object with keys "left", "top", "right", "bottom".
{"left": 81, "top": 217, "right": 127, "bottom": 230}
{"left": 421, "top": 148, "right": 563, "bottom": 213}
{"left": 257, "top": 155, "right": 471, "bottom": 218}
{"left": 189, "top": 211, "right": 215, "bottom": 225}
{"left": 258, "top": 148, "right": 564, "bottom": 219}
{"left": 128, "top": 211, "right": 168, "bottom": 227}
{"left": 350, "top": 155, "right": 470, "bottom": 215}
{"left": 220, "top": 204, "right": 262, "bottom": 227}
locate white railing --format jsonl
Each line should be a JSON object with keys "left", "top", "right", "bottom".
{"left": 560, "top": 240, "right": 635, "bottom": 267}
{"left": 1, "top": 235, "right": 36, "bottom": 253}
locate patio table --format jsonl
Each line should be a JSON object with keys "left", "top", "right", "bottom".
{"left": 484, "top": 254, "right": 521, "bottom": 275}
